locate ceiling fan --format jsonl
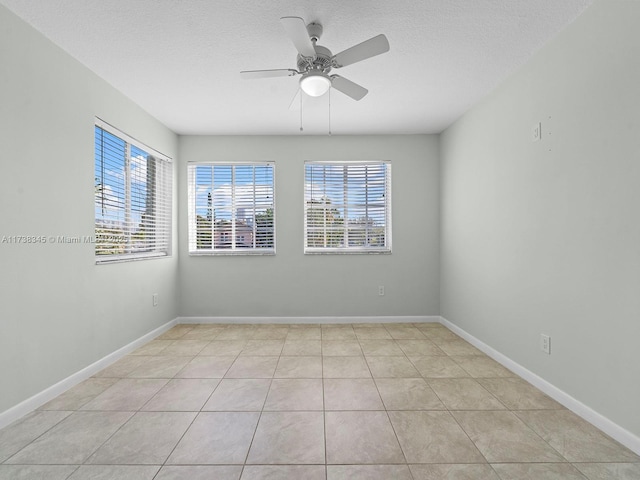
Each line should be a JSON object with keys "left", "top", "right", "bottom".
{"left": 241, "top": 17, "right": 390, "bottom": 102}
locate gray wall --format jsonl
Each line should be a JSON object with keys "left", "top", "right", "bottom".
{"left": 0, "top": 6, "right": 179, "bottom": 413}
{"left": 178, "top": 135, "right": 440, "bottom": 318}
{"left": 440, "top": 0, "right": 640, "bottom": 438}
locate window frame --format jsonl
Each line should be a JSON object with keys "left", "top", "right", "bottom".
{"left": 187, "top": 161, "right": 276, "bottom": 256}
{"left": 94, "top": 118, "right": 172, "bottom": 264}
{"left": 304, "top": 160, "right": 392, "bottom": 254}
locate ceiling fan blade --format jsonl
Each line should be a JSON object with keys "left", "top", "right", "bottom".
{"left": 332, "top": 34, "right": 390, "bottom": 68}
{"left": 331, "top": 75, "right": 368, "bottom": 101}
{"left": 240, "top": 69, "right": 298, "bottom": 79}
{"left": 280, "top": 16, "right": 316, "bottom": 58}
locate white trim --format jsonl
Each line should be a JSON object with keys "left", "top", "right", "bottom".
{"left": 177, "top": 315, "right": 440, "bottom": 325}
{"left": 439, "top": 316, "right": 640, "bottom": 456}
{"left": 95, "top": 117, "right": 171, "bottom": 161}
{"left": 0, "top": 318, "right": 177, "bottom": 431}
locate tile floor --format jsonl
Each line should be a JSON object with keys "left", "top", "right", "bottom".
{"left": 1, "top": 323, "right": 639, "bottom": 480}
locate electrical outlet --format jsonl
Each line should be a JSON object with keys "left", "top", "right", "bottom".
{"left": 540, "top": 334, "right": 551, "bottom": 354}
{"left": 378, "top": 286, "right": 385, "bottom": 296}
{"left": 152, "top": 293, "right": 158, "bottom": 307}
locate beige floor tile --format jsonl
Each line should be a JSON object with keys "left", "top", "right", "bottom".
{"left": 81, "top": 378, "right": 168, "bottom": 411}
{"left": 127, "top": 356, "right": 192, "bottom": 378}
{"left": 323, "top": 356, "right": 372, "bottom": 378}
{"left": 388, "top": 411, "right": 485, "bottom": 464}
{"left": 156, "top": 466, "right": 242, "bottom": 480}
{"left": 421, "top": 329, "right": 462, "bottom": 342}
{"left": 87, "top": 411, "right": 195, "bottom": 465}
{"left": 130, "top": 339, "right": 173, "bottom": 355}
{"left": 574, "top": 463, "right": 640, "bottom": 480}
{"left": 515, "top": 410, "right": 640, "bottom": 462}
{"left": 324, "top": 378, "right": 384, "bottom": 410}
{"left": 275, "top": 356, "right": 323, "bottom": 378}
{"left": 354, "top": 327, "right": 392, "bottom": 340}
{"left": 385, "top": 327, "right": 427, "bottom": 339}
{"left": 179, "top": 327, "right": 225, "bottom": 341}
{"left": 325, "top": 411, "right": 404, "bottom": 464}
{"left": 322, "top": 340, "right": 363, "bottom": 356}
{"left": 0, "top": 465, "right": 78, "bottom": 480}
{"left": 198, "top": 340, "right": 247, "bottom": 356}
{"left": 5, "top": 411, "right": 133, "bottom": 464}
{"left": 141, "top": 379, "right": 219, "bottom": 411}
{"left": 39, "top": 378, "right": 118, "bottom": 410}
{"left": 225, "top": 356, "right": 279, "bottom": 378}
{"left": 157, "top": 327, "right": 193, "bottom": 340}
{"left": 453, "top": 410, "right": 565, "bottom": 463}
{"left": 241, "top": 340, "right": 285, "bottom": 356}
{"left": 366, "top": 356, "right": 421, "bottom": 378}
{"left": 282, "top": 340, "right": 322, "bottom": 356}
{"left": 216, "top": 329, "right": 256, "bottom": 340}
{"left": 491, "top": 463, "right": 588, "bottom": 479}
{"left": 327, "top": 465, "right": 413, "bottom": 480}
{"left": 68, "top": 465, "right": 160, "bottom": 479}
{"left": 359, "top": 340, "right": 405, "bottom": 356}
{"left": 322, "top": 328, "right": 357, "bottom": 340}
{"left": 0, "top": 410, "right": 72, "bottom": 463}
{"left": 286, "top": 328, "right": 322, "bottom": 340}
{"left": 409, "top": 355, "right": 470, "bottom": 378}
{"left": 175, "top": 356, "right": 235, "bottom": 378}
{"left": 396, "top": 340, "right": 446, "bottom": 356}
{"left": 5, "top": 321, "right": 636, "bottom": 476}
{"left": 167, "top": 412, "right": 259, "bottom": 464}
{"left": 375, "top": 378, "right": 445, "bottom": 410}
{"left": 247, "top": 412, "right": 325, "bottom": 464}
{"left": 428, "top": 378, "right": 506, "bottom": 410}
{"left": 241, "top": 465, "right": 325, "bottom": 480}
{"left": 450, "top": 355, "right": 515, "bottom": 378}
{"left": 159, "top": 340, "right": 210, "bottom": 356}
{"left": 410, "top": 464, "right": 500, "bottom": 480}
{"left": 478, "top": 377, "right": 563, "bottom": 410}
{"left": 93, "top": 355, "right": 149, "bottom": 378}
{"left": 251, "top": 328, "right": 289, "bottom": 340}
{"left": 203, "top": 379, "right": 270, "bottom": 411}
{"left": 264, "top": 379, "right": 324, "bottom": 410}
{"left": 437, "top": 340, "right": 483, "bottom": 356}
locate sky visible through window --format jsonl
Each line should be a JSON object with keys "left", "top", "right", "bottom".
{"left": 94, "top": 126, "right": 150, "bottom": 227}
{"left": 194, "top": 165, "right": 273, "bottom": 222}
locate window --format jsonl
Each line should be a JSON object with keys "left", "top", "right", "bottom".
{"left": 188, "top": 162, "right": 275, "bottom": 254}
{"left": 94, "top": 119, "right": 172, "bottom": 263}
{"left": 304, "top": 161, "right": 391, "bottom": 253}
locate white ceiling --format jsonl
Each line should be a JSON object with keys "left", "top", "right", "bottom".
{"left": 1, "top": 0, "right": 593, "bottom": 135}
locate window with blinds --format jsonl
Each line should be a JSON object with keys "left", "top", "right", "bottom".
{"left": 304, "top": 161, "right": 391, "bottom": 253}
{"left": 188, "top": 162, "right": 275, "bottom": 254}
{"left": 94, "top": 120, "right": 172, "bottom": 263}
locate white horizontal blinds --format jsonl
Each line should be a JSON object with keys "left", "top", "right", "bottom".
{"left": 304, "top": 161, "right": 391, "bottom": 252}
{"left": 94, "top": 123, "right": 172, "bottom": 261}
{"left": 188, "top": 162, "right": 275, "bottom": 254}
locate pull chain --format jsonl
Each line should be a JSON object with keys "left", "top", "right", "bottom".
{"left": 300, "top": 91, "right": 304, "bottom": 132}
{"left": 328, "top": 88, "right": 332, "bottom": 136}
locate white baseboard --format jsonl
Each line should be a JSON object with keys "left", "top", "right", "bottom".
{"left": 439, "top": 316, "right": 640, "bottom": 456}
{"left": 177, "top": 315, "right": 441, "bottom": 325}
{"left": 0, "top": 318, "right": 177, "bottom": 431}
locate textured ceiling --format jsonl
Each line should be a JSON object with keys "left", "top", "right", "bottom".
{"left": 1, "top": 0, "right": 593, "bottom": 135}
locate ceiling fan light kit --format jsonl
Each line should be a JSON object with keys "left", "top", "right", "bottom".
{"left": 241, "top": 16, "right": 390, "bottom": 102}
{"left": 300, "top": 70, "right": 332, "bottom": 97}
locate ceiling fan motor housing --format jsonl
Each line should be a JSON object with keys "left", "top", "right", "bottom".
{"left": 297, "top": 44, "right": 333, "bottom": 72}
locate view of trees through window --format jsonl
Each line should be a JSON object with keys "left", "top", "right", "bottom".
{"left": 189, "top": 163, "right": 275, "bottom": 253}
{"left": 94, "top": 123, "right": 171, "bottom": 261}
{"left": 305, "top": 161, "right": 391, "bottom": 252}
